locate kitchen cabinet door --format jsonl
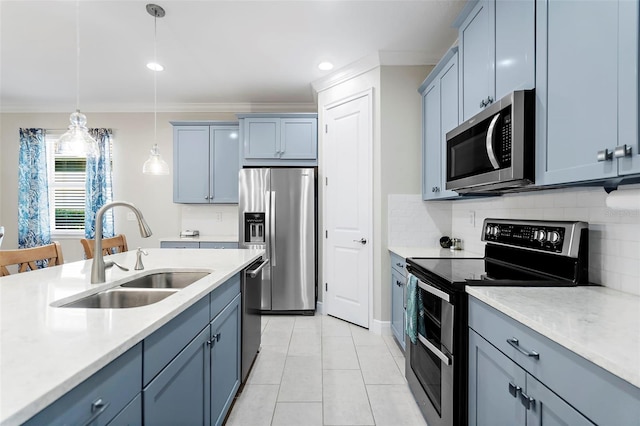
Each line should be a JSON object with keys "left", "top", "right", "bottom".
{"left": 459, "top": 0, "right": 494, "bottom": 122}
{"left": 143, "top": 326, "right": 211, "bottom": 426}
{"left": 280, "top": 118, "right": 318, "bottom": 159}
{"left": 173, "top": 126, "right": 211, "bottom": 203}
{"left": 390, "top": 265, "right": 405, "bottom": 351}
{"left": 107, "top": 394, "right": 141, "bottom": 426}
{"left": 210, "top": 293, "right": 241, "bottom": 426}
{"left": 469, "top": 329, "right": 527, "bottom": 426}
{"left": 243, "top": 118, "right": 280, "bottom": 159}
{"left": 421, "top": 48, "right": 460, "bottom": 200}
{"left": 525, "top": 375, "right": 594, "bottom": 426}
{"left": 535, "top": 0, "right": 638, "bottom": 185}
{"left": 211, "top": 126, "right": 241, "bottom": 203}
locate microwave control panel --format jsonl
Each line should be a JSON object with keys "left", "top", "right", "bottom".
{"left": 500, "top": 113, "right": 512, "bottom": 166}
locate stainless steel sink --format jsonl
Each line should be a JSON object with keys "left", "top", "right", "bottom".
{"left": 119, "top": 271, "right": 210, "bottom": 289}
{"left": 61, "top": 288, "right": 178, "bottom": 309}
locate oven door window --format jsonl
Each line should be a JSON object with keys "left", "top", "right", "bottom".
{"left": 410, "top": 286, "right": 452, "bottom": 416}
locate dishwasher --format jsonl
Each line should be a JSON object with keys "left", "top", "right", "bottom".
{"left": 241, "top": 257, "right": 267, "bottom": 383}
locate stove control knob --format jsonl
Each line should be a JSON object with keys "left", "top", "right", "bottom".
{"left": 534, "top": 229, "right": 547, "bottom": 242}
{"left": 548, "top": 231, "right": 561, "bottom": 244}
{"left": 486, "top": 225, "right": 500, "bottom": 237}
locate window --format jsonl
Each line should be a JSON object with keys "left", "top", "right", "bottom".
{"left": 45, "top": 132, "right": 113, "bottom": 236}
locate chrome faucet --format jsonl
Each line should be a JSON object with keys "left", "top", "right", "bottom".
{"left": 91, "top": 201, "right": 153, "bottom": 284}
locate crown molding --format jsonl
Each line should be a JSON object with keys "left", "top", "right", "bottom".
{"left": 311, "top": 50, "right": 441, "bottom": 94}
{"left": 0, "top": 102, "right": 318, "bottom": 114}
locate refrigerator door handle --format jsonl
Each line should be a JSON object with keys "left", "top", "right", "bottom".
{"left": 270, "top": 191, "right": 276, "bottom": 267}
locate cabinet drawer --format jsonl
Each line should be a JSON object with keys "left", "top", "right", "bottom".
{"left": 143, "top": 297, "right": 209, "bottom": 386}
{"left": 468, "top": 297, "right": 640, "bottom": 425}
{"left": 200, "top": 242, "right": 239, "bottom": 249}
{"left": 25, "top": 344, "right": 142, "bottom": 426}
{"left": 108, "top": 393, "right": 141, "bottom": 426}
{"left": 160, "top": 241, "right": 200, "bottom": 249}
{"left": 210, "top": 273, "right": 241, "bottom": 321}
{"left": 390, "top": 253, "right": 406, "bottom": 276}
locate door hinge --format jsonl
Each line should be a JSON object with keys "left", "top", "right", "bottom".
{"left": 325, "top": 177, "right": 328, "bottom": 186}
{"left": 325, "top": 230, "right": 328, "bottom": 238}
{"left": 325, "top": 283, "right": 328, "bottom": 291}
{"left": 325, "top": 124, "right": 328, "bottom": 133}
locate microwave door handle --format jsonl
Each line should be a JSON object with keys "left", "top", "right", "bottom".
{"left": 486, "top": 112, "right": 501, "bottom": 170}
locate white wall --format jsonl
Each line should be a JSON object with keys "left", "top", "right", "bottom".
{"left": 0, "top": 111, "right": 238, "bottom": 261}
{"left": 450, "top": 185, "right": 640, "bottom": 296}
{"left": 388, "top": 194, "right": 452, "bottom": 247}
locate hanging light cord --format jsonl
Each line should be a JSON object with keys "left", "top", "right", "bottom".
{"left": 75, "top": 0, "right": 80, "bottom": 111}
{"left": 153, "top": 11, "right": 158, "bottom": 145}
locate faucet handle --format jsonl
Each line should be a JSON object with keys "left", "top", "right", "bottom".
{"left": 135, "top": 247, "right": 148, "bottom": 271}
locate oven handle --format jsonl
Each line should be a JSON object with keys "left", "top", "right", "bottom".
{"left": 417, "top": 279, "right": 450, "bottom": 303}
{"left": 418, "top": 334, "right": 452, "bottom": 366}
{"left": 486, "top": 112, "right": 501, "bottom": 170}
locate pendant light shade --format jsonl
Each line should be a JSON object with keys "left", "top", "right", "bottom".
{"left": 143, "top": 144, "right": 170, "bottom": 175}
{"left": 57, "top": 1, "right": 98, "bottom": 157}
{"left": 142, "top": 3, "right": 169, "bottom": 175}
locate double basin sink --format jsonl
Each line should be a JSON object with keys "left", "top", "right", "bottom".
{"left": 61, "top": 271, "right": 210, "bottom": 309}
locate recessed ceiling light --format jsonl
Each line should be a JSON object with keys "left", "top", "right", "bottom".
{"left": 147, "top": 62, "right": 164, "bottom": 71}
{"left": 318, "top": 61, "right": 334, "bottom": 71}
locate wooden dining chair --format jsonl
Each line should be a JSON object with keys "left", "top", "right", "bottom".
{"left": 0, "top": 242, "right": 65, "bottom": 276}
{"left": 80, "top": 234, "right": 128, "bottom": 259}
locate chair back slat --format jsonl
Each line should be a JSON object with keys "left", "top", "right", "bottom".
{"left": 80, "top": 234, "right": 128, "bottom": 260}
{"left": 0, "top": 242, "right": 64, "bottom": 277}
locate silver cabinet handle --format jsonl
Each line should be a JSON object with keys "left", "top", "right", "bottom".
{"left": 486, "top": 112, "right": 501, "bottom": 170}
{"left": 486, "top": 96, "right": 494, "bottom": 105}
{"left": 395, "top": 262, "right": 403, "bottom": 268}
{"left": 246, "top": 258, "right": 269, "bottom": 278}
{"left": 353, "top": 238, "right": 367, "bottom": 245}
{"left": 205, "top": 195, "right": 210, "bottom": 200}
{"left": 81, "top": 398, "right": 111, "bottom": 426}
{"left": 507, "top": 337, "right": 540, "bottom": 359}
{"left": 508, "top": 382, "right": 521, "bottom": 398}
{"left": 614, "top": 144, "right": 633, "bottom": 158}
{"left": 520, "top": 391, "right": 535, "bottom": 410}
{"left": 418, "top": 334, "right": 451, "bottom": 365}
{"left": 395, "top": 280, "right": 403, "bottom": 287}
{"left": 597, "top": 149, "right": 613, "bottom": 162}
{"left": 480, "top": 99, "right": 486, "bottom": 108}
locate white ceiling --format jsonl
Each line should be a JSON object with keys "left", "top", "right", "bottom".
{"left": 0, "top": 0, "right": 465, "bottom": 113}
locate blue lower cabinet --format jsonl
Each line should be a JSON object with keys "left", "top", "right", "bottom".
{"left": 210, "top": 293, "right": 242, "bottom": 426}
{"left": 108, "top": 394, "right": 142, "bottom": 426}
{"left": 143, "top": 326, "right": 211, "bottom": 426}
{"left": 24, "top": 344, "right": 142, "bottom": 426}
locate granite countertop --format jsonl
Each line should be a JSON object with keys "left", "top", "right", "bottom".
{"left": 0, "top": 248, "right": 264, "bottom": 426}
{"left": 466, "top": 286, "right": 640, "bottom": 389}
{"left": 388, "top": 246, "right": 484, "bottom": 259}
{"left": 158, "top": 234, "right": 239, "bottom": 243}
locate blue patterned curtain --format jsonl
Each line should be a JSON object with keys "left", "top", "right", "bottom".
{"left": 85, "top": 128, "right": 114, "bottom": 239}
{"left": 18, "top": 128, "right": 52, "bottom": 249}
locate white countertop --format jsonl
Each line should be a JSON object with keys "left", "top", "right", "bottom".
{"left": 158, "top": 234, "right": 239, "bottom": 243}
{"left": 388, "top": 246, "right": 483, "bottom": 259}
{"left": 466, "top": 286, "right": 640, "bottom": 389}
{"left": 0, "top": 248, "right": 263, "bottom": 426}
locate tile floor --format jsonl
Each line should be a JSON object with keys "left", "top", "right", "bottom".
{"left": 226, "top": 314, "right": 428, "bottom": 426}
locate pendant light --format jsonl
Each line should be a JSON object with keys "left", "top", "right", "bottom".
{"left": 57, "top": 0, "right": 99, "bottom": 157}
{"left": 142, "top": 3, "right": 170, "bottom": 175}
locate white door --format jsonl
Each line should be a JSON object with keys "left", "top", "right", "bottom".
{"left": 323, "top": 91, "right": 372, "bottom": 328}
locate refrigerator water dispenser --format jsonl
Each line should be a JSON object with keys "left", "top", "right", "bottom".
{"left": 244, "top": 212, "right": 265, "bottom": 243}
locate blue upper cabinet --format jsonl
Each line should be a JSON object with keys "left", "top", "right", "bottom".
{"left": 456, "top": 0, "right": 535, "bottom": 122}
{"left": 536, "top": 0, "right": 640, "bottom": 186}
{"left": 420, "top": 48, "right": 461, "bottom": 200}
{"left": 239, "top": 113, "right": 318, "bottom": 166}
{"left": 172, "top": 122, "right": 240, "bottom": 204}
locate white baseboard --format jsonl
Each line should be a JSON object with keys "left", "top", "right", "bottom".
{"left": 371, "top": 319, "right": 391, "bottom": 336}
{"left": 315, "top": 301, "right": 324, "bottom": 315}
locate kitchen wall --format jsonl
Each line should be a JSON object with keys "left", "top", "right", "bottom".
{"left": 0, "top": 111, "right": 238, "bottom": 261}
{"left": 388, "top": 194, "right": 452, "bottom": 247}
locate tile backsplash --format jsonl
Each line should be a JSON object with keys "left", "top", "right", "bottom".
{"left": 389, "top": 186, "right": 640, "bottom": 296}
{"left": 180, "top": 205, "right": 239, "bottom": 237}
{"left": 388, "top": 194, "right": 452, "bottom": 247}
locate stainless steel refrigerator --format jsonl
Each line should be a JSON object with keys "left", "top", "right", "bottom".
{"left": 238, "top": 168, "right": 316, "bottom": 313}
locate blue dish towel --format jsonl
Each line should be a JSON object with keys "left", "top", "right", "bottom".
{"left": 405, "top": 273, "right": 419, "bottom": 345}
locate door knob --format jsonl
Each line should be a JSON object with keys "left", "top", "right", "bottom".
{"left": 353, "top": 238, "right": 367, "bottom": 245}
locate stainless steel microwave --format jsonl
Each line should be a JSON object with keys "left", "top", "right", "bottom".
{"left": 445, "top": 89, "right": 535, "bottom": 193}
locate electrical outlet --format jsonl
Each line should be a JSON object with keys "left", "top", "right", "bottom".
{"left": 469, "top": 210, "right": 476, "bottom": 227}
{"left": 127, "top": 212, "right": 136, "bottom": 221}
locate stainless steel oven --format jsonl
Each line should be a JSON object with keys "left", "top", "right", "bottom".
{"left": 445, "top": 90, "right": 535, "bottom": 193}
